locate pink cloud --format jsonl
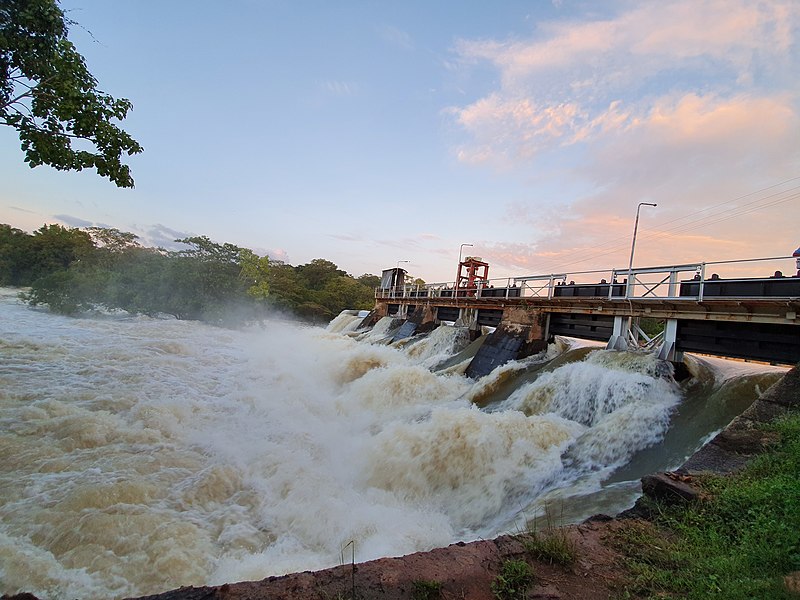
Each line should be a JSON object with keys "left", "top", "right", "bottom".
{"left": 448, "top": 0, "right": 799, "bottom": 167}
{"left": 441, "top": 1, "right": 800, "bottom": 281}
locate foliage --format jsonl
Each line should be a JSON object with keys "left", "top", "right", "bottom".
{"left": 522, "top": 508, "right": 577, "bottom": 566}
{"left": 638, "top": 317, "right": 665, "bottom": 339}
{"left": 613, "top": 412, "right": 800, "bottom": 599}
{"left": 296, "top": 258, "right": 346, "bottom": 291}
{"left": 318, "top": 275, "right": 374, "bottom": 316}
{"left": 0, "top": 0, "right": 142, "bottom": 186}
{"left": 85, "top": 226, "right": 140, "bottom": 252}
{"left": 266, "top": 260, "right": 310, "bottom": 311}
{"left": 0, "top": 223, "right": 32, "bottom": 285}
{"left": 239, "top": 248, "right": 270, "bottom": 300}
{"left": 0, "top": 223, "right": 92, "bottom": 286}
{"left": 491, "top": 560, "right": 534, "bottom": 600}
{"left": 411, "top": 579, "right": 442, "bottom": 600}
{"left": 4, "top": 223, "right": 378, "bottom": 326}
{"left": 356, "top": 273, "right": 381, "bottom": 289}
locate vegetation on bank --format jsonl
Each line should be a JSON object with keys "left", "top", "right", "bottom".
{"left": 0, "top": 223, "right": 380, "bottom": 324}
{"left": 613, "top": 412, "right": 800, "bottom": 599}
{"left": 491, "top": 560, "right": 535, "bottom": 600}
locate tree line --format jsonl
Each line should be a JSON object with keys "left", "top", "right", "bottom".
{"left": 0, "top": 223, "right": 380, "bottom": 325}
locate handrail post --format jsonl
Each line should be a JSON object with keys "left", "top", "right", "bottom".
{"left": 699, "top": 262, "right": 706, "bottom": 301}
{"left": 668, "top": 269, "right": 678, "bottom": 298}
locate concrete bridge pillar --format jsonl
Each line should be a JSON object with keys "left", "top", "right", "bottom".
{"left": 455, "top": 308, "right": 479, "bottom": 331}
{"left": 607, "top": 316, "right": 632, "bottom": 350}
{"left": 657, "top": 319, "right": 683, "bottom": 362}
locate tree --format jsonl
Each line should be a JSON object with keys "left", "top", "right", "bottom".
{"left": 295, "top": 258, "right": 345, "bottom": 290}
{"left": 0, "top": 223, "right": 32, "bottom": 285}
{"left": 266, "top": 260, "right": 310, "bottom": 310}
{"left": 1, "top": 0, "right": 142, "bottom": 187}
{"left": 238, "top": 249, "right": 270, "bottom": 300}
{"left": 356, "top": 273, "right": 381, "bottom": 289}
{"left": 84, "top": 227, "right": 140, "bottom": 252}
{"left": 175, "top": 236, "right": 243, "bottom": 263}
{"left": 318, "top": 275, "right": 374, "bottom": 315}
{"left": 27, "top": 223, "right": 93, "bottom": 281}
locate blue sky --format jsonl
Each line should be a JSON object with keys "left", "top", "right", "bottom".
{"left": 2, "top": 0, "right": 799, "bottom": 282}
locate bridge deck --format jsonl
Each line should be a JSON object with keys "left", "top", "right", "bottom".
{"left": 377, "top": 294, "right": 799, "bottom": 325}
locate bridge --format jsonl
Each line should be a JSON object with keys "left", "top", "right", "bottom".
{"left": 371, "top": 255, "right": 800, "bottom": 374}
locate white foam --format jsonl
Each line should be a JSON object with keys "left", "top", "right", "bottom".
{"left": 0, "top": 290, "right": 766, "bottom": 598}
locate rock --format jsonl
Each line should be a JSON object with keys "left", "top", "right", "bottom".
{"left": 641, "top": 472, "right": 702, "bottom": 503}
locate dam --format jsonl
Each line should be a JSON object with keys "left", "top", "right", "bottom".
{"left": 370, "top": 254, "right": 800, "bottom": 376}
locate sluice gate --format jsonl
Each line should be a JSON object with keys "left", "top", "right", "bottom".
{"left": 373, "top": 257, "right": 800, "bottom": 373}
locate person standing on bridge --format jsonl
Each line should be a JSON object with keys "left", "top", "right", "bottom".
{"left": 794, "top": 245, "right": 800, "bottom": 276}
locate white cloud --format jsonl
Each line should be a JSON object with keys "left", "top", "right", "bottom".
{"left": 449, "top": 0, "right": 799, "bottom": 167}
{"left": 320, "top": 80, "right": 358, "bottom": 97}
{"left": 53, "top": 214, "right": 93, "bottom": 228}
{"left": 136, "top": 224, "right": 193, "bottom": 250}
{"left": 446, "top": 0, "right": 800, "bottom": 274}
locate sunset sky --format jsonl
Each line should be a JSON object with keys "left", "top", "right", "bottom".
{"left": 2, "top": 0, "right": 799, "bottom": 283}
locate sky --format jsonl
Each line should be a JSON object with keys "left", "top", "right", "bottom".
{"left": 2, "top": 0, "right": 799, "bottom": 283}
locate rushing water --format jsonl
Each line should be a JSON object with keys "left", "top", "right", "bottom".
{"left": 0, "top": 293, "right": 787, "bottom": 599}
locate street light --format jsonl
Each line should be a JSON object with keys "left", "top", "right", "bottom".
{"left": 396, "top": 260, "right": 410, "bottom": 288}
{"left": 627, "top": 202, "right": 657, "bottom": 292}
{"left": 456, "top": 244, "right": 473, "bottom": 291}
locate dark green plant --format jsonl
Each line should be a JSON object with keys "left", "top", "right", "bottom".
{"left": 522, "top": 528, "right": 577, "bottom": 566}
{"left": 522, "top": 509, "right": 577, "bottom": 566}
{"left": 8, "top": 223, "right": 380, "bottom": 326}
{"left": 491, "top": 559, "right": 534, "bottom": 600}
{"left": 638, "top": 317, "right": 665, "bottom": 339}
{"left": 411, "top": 579, "right": 442, "bottom": 600}
{"left": 613, "top": 412, "right": 800, "bottom": 599}
{"left": 1, "top": 0, "right": 143, "bottom": 186}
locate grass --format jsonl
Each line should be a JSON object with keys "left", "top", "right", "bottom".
{"left": 491, "top": 559, "right": 534, "bottom": 600}
{"left": 612, "top": 412, "right": 800, "bottom": 599}
{"left": 522, "top": 506, "right": 578, "bottom": 566}
{"left": 411, "top": 579, "right": 442, "bottom": 600}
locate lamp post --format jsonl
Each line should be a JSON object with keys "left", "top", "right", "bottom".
{"left": 395, "top": 260, "right": 410, "bottom": 289}
{"left": 455, "top": 243, "right": 473, "bottom": 291}
{"left": 627, "top": 202, "right": 657, "bottom": 294}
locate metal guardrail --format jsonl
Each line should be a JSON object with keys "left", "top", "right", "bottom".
{"left": 375, "top": 255, "right": 799, "bottom": 301}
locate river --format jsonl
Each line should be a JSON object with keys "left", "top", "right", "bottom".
{"left": 0, "top": 289, "right": 786, "bottom": 599}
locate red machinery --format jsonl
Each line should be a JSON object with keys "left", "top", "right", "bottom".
{"left": 455, "top": 256, "right": 489, "bottom": 295}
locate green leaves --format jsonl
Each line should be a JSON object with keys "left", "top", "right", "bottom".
{"left": 4, "top": 222, "right": 381, "bottom": 325}
{"left": 239, "top": 249, "right": 270, "bottom": 300}
{"left": 491, "top": 560, "right": 534, "bottom": 600}
{"left": 1, "top": 0, "right": 142, "bottom": 187}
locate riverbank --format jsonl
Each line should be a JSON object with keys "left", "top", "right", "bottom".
{"left": 4, "top": 363, "right": 798, "bottom": 600}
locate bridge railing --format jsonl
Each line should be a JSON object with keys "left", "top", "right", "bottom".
{"left": 374, "top": 255, "right": 799, "bottom": 301}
